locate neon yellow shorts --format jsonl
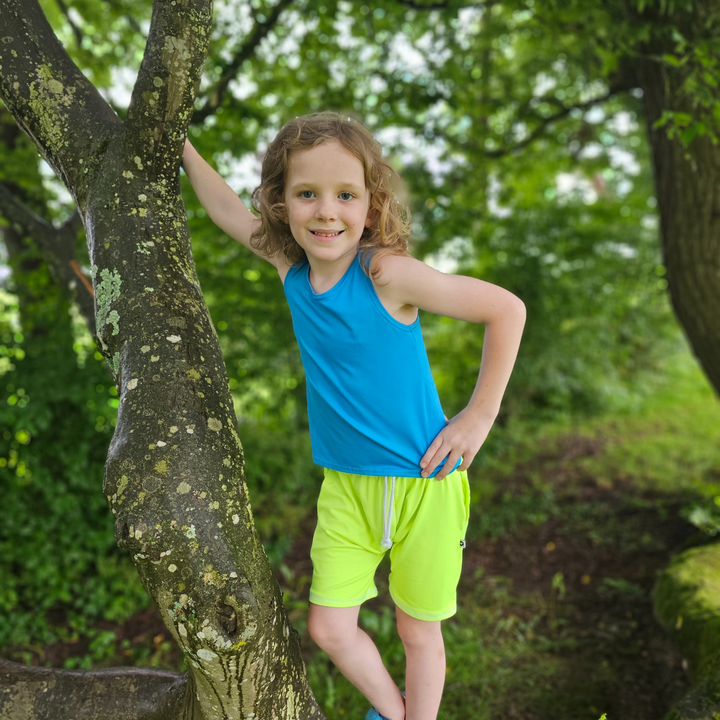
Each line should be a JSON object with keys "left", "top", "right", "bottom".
{"left": 309, "top": 468, "right": 471, "bottom": 621}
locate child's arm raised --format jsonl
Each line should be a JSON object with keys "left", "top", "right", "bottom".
{"left": 374, "top": 254, "right": 526, "bottom": 480}
{"left": 182, "top": 139, "right": 289, "bottom": 273}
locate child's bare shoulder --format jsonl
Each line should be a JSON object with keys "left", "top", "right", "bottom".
{"left": 372, "top": 253, "right": 426, "bottom": 287}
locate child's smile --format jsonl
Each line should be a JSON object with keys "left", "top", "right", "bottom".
{"left": 284, "top": 140, "right": 373, "bottom": 273}
{"left": 311, "top": 230, "right": 344, "bottom": 238}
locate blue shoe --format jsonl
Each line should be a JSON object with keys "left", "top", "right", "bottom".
{"left": 365, "top": 691, "right": 405, "bottom": 720}
{"left": 365, "top": 709, "right": 392, "bottom": 720}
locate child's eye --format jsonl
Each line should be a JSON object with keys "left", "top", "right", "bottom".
{"left": 299, "top": 190, "right": 314, "bottom": 199}
{"left": 339, "top": 192, "right": 355, "bottom": 201}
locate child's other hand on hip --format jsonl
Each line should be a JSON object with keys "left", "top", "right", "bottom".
{"left": 419, "top": 408, "right": 495, "bottom": 480}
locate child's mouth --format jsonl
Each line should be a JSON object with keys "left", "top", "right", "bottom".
{"left": 311, "top": 230, "right": 344, "bottom": 238}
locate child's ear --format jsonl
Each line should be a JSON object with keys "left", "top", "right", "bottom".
{"left": 364, "top": 207, "right": 379, "bottom": 228}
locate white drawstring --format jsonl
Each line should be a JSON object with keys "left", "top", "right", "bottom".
{"left": 381, "top": 476, "right": 396, "bottom": 549}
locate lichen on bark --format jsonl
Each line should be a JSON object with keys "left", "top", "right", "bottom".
{"left": 27, "top": 64, "right": 75, "bottom": 155}
{"left": 93, "top": 266, "right": 123, "bottom": 348}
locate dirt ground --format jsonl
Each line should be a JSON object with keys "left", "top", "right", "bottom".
{"left": 458, "top": 495, "right": 694, "bottom": 719}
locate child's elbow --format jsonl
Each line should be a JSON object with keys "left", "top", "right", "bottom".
{"left": 504, "top": 291, "right": 526, "bottom": 327}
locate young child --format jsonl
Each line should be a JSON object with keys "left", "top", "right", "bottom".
{"left": 182, "top": 111, "right": 525, "bottom": 720}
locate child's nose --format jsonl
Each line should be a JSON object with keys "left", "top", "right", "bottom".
{"left": 314, "top": 198, "right": 336, "bottom": 220}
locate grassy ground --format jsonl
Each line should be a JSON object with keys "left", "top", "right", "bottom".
{"left": 8, "top": 350, "right": 720, "bottom": 720}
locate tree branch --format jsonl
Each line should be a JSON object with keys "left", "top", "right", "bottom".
{"left": 484, "top": 84, "right": 632, "bottom": 158}
{"left": 193, "top": 0, "right": 297, "bottom": 122}
{"left": 123, "top": 0, "right": 213, "bottom": 180}
{"left": 123, "top": 12, "right": 144, "bottom": 34}
{"left": 393, "top": 0, "right": 489, "bottom": 9}
{"left": 54, "top": 0, "right": 84, "bottom": 48}
{"left": 0, "top": 657, "right": 196, "bottom": 720}
{"left": 0, "top": 0, "right": 120, "bottom": 213}
{"left": 0, "top": 183, "right": 96, "bottom": 333}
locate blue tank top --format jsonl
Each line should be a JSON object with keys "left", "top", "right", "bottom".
{"left": 283, "top": 252, "right": 457, "bottom": 478}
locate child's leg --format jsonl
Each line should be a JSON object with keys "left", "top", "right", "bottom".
{"left": 308, "top": 603, "right": 406, "bottom": 720}
{"left": 396, "top": 607, "right": 445, "bottom": 720}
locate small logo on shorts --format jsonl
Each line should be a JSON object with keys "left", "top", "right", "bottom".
{"left": 459, "top": 540, "right": 466, "bottom": 549}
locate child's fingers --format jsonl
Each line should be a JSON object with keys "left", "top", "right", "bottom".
{"left": 419, "top": 434, "right": 445, "bottom": 474}
{"left": 457, "top": 446, "right": 479, "bottom": 472}
{"left": 421, "top": 436, "right": 465, "bottom": 479}
{"left": 434, "top": 451, "right": 462, "bottom": 481}
{"left": 420, "top": 450, "right": 445, "bottom": 478}
{"left": 420, "top": 448, "right": 450, "bottom": 478}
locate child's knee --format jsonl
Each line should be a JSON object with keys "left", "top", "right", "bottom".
{"left": 307, "top": 604, "right": 359, "bottom": 651}
{"left": 396, "top": 609, "right": 443, "bottom": 651}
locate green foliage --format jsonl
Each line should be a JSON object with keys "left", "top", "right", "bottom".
{"left": 0, "top": 248, "right": 150, "bottom": 649}
{"left": 598, "top": 577, "right": 645, "bottom": 598}
{"left": 682, "top": 499, "right": 720, "bottom": 538}
{"left": 540, "top": 0, "right": 720, "bottom": 147}
{"left": 37, "top": 0, "right": 153, "bottom": 92}
{"left": 239, "top": 418, "right": 322, "bottom": 565}
{"left": 427, "top": 191, "right": 679, "bottom": 421}
{"left": 473, "top": 484, "right": 560, "bottom": 540}
{"left": 554, "top": 352, "right": 720, "bottom": 496}
{"left": 551, "top": 571, "right": 567, "bottom": 600}
{"left": 21, "top": 0, "right": 706, "bottom": 427}
{"left": 651, "top": 15, "right": 720, "bottom": 146}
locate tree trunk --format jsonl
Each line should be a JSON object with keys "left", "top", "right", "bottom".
{"left": 0, "top": 1, "right": 323, "bottom": 718}
{"left": 634, "top": 10, "right": 720, "bottom": 396}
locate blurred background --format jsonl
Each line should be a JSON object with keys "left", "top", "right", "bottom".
{"left": 1, "top": 1, "right": 719, "bottom": 718}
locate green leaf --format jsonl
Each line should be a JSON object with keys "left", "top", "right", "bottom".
{"left": 679, "top": 123, "right": 699, "bottom": 146}
{"left": 661, "top": 53, "right": 684, "bottom": 67}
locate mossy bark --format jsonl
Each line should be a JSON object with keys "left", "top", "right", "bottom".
{"left": 0, "top": 1, "right": 324, "bottom": 718}
{"left": 654, "top": 543, "right": 720, "bottom": 720}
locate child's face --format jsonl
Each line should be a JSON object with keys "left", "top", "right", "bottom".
{"left": 284, "top": 140, "right": 373, "bottom": 267}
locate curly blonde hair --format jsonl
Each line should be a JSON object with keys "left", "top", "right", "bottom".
{"left": 250, "top": 111, "right": 411, "bottom": 278}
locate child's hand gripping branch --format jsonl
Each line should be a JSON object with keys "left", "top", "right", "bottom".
{"left": 371, "top": 254, "right": 526, "bottom": 481}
